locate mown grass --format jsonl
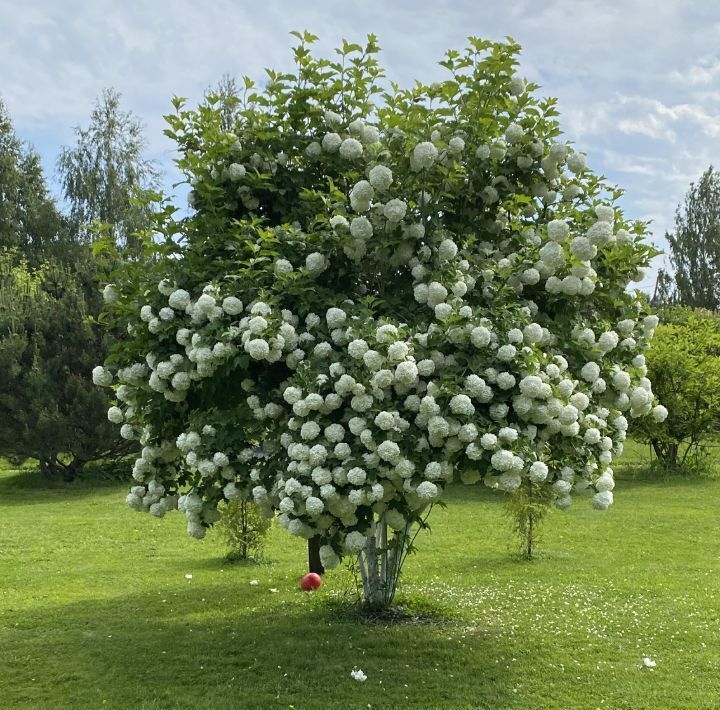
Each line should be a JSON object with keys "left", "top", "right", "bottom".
{"left": 1, "top": 445, "right": 719, "bottom": 709}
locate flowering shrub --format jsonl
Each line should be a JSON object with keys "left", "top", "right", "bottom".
{"left": 96, "top": 33, "right": 663, "bottom": 606}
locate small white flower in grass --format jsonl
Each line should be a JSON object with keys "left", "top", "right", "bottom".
{"left": 350, "top": 668, "right": 367, "bottom": 682}
{"left": 270, "top": 588, "right": 279, "bottom": 593}
{"left": 250, "top": 579, "right": 258, "bottom": 586}
{"left": 185, "top": 574, "right": 193, "bottom": 580}
{"left": 642, "top": 657, "right": 657, "bottom": 669}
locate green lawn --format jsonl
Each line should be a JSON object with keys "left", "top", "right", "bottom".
{"left": 1, "top": 450, "right": 719, "bottom": 709}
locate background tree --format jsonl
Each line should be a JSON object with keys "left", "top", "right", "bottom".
{"left": 57, "top": 88, "right": 159, "bottom": 252}
{"left": 0, "top": 98, "right": 66, "bottom": 262}
{"left": 666, "top": 166, "right": 720, "bottom": 310}
{"left": 0, "top": 249, "right": 130, "bottom": 479}
{"left": 632, "top": 306, "right": 720, "bottom": 471}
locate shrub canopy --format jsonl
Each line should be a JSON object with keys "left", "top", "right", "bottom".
{"left": 97, "top": 34, "right": 662, "bottom": 569}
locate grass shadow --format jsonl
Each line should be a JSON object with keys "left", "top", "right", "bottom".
{"left": 1, "top": 586, "right": 518, "bottom": 710}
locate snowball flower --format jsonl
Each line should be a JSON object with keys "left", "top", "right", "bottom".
{"left": 305, "top": 252, "right": 327, "bottom": 273}
{"left": 347, "top": 466, "right": 367, "bottom": 486}
{"left": 427, "top": 282, "right": 448, "bottom": 306}
{"left": 107, "top": 406, "right": 123, "bottom": 424}
{"left": 339, "top": 138, "right": 363, "bottom": 159}
{"left": 222, "top": 296, "right": 243, "bottom": 315}
{"left": 350, "top": 216, "right": 373, "bottom": 240}
{"left": 344, "top": 531, "right": 367, "bottom": 552}
{"left": 301, "top": 421, "right": 321, "bottom": 441}
{"left": 102, "top": 284, "right": 118, "bottom": 303}
{"left": 506, "top": 122, "right": 524, "bottom": 142}
{"left": 413, "top": 141, "right": 438, "bottom": 169}
{"left": 227, "top": 163, "right": 246, "bottom": 181}
{"left": 581, "top": 362, "right": 601, "bottom": 382}
{"left": 547, "top": 220, "right": 569, "bottom": 242}
{"left": 491, "top": 450, "right": 515, "bottom": 472}
{"left": 652, "top": 405, "right": 668, "bottom": 423}
{"left": 438, "top": 238, "right": 458, "bottom": 261}
{"left": 246, "top": 338, "right": 270, "bottom": 360}
{"left": 592, "top": 490, "right": 614, "bottom": 510}
{"left": 168, "top": 289, "right": 191, "bottom": 310}
{"left": 326, "top": 308, "right": 347, "bottom": 329}
{"left": 383, "top": 199, "right": 407, "bottom": 223}
{"left": 321, "top": 132, "right": 342, "bottom": 152}
{"left": 92, "top": 366, "right": 113, "bottom": 387}
{"left": 450, "top": 394, "right": 475, "bottom": 417}
{"left": 274, "top": 259, "right": 294, "bottom": 276}
{"left": 369, "top": 165, "right": 393, "bottom": 191}
{"left": 496, "top": 344, "right": 516, "bottom": 362}
{"left": 471, "top": 327, "right": 492, "bottom": 348}
{"left": 529, "top": 461, "right": 549, "bottom": 483}
{"left": 377, "top": 440, "right": 401, "bottom": 463}
{"left": 350, "top": 180, "right": 374, "bottom": 211}
{"left": 416, "top": 481, "right": 439, "bottom": 500}
{"left": 395, "top": 361, "right": 419, "bottom": 385}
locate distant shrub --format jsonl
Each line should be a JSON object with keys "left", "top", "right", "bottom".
{"left": 632, "top": 307, "right": 720, "bottom": 472}
{"left": 217, "top": 500, "right": 272, "bottom": 562}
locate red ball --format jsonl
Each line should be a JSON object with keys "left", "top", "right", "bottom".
{"left": 300, "top": 572, "right": 322, "bottom": 591}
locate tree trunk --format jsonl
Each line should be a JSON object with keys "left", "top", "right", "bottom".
{"left": 356, "top": 516, "right": 411, "bottom": 610}
{"left": 307, "top": 536, "right": 325, "bottom": 575}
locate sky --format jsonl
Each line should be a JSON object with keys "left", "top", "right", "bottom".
{"left": 2, "top": 0, "right": 719, "bottom": 293}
